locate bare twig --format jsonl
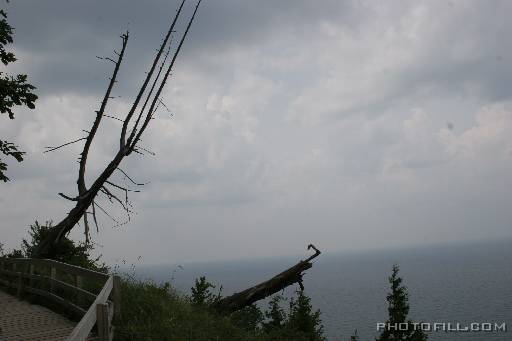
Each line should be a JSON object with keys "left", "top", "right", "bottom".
{"left": 92, "top": 201, "right": 99, "bottom": 233}
{"left": 102, "top": 114, "right": 124, "bottom": 122}
{"left": 58, "top": 193, "right": 78, "bottom": 201}
{"left": 116, "top": 167, "right": 147, "bottom": 186}
{"left": 44, "top": 137, "right": 87, "bottom": 153}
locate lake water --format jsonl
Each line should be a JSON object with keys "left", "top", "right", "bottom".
{"left": 132, "top": 239, "right": 512, "bottom": 340}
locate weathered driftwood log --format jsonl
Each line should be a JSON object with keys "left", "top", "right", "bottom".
{"left": 214, "top": 244, "right": 321, "bottom": 314}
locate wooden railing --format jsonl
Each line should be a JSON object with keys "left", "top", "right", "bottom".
{"left": 0, "top": 257, "right": 120, "bottom": 341}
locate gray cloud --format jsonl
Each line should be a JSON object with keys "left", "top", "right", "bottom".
{"left": 1, "top": 0, "right": 512, "bottom": 265}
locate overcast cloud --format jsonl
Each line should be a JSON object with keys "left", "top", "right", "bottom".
{"left": 1, "top": 0, "right": 511, "bottom": 265}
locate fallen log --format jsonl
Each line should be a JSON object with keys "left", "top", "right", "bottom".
{"left": 214, "top": 244, "right": 321, "bottom": 314}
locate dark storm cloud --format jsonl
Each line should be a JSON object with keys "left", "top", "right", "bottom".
{"left": 6, "top": 0, "right": 355, "bottom": 97}
{"left": 7, "top": 0, "right": 512, "bottom": 105}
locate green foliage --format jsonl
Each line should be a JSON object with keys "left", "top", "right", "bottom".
{"left": 263, "top": 295, "right": 286, "bottom": 332}
{"left": 230, "top": 304, "right": 264, "bottom": 332}
{"left": 0, "top": 7, "right": 15, "bottom": 65}
{"left": 3, "top": 221, "right": 107, "bottom": 273}
{"left": 0, "top": 4, "right": 37, "bottom": 182}
{"left": 5, "top": 248, "right": 22, "bottom": 258}
{"left": 0, "top": 73, "right": 37, "bottom": 117}
{"left": 288, "top": 290, "right": 325, "bottom": 340}
{"left": 0, "top": 139, "right": 24, "bottom": 181}
{"left": 377, "top": 265, "right": 428, "bottom": 341}
{"left": 190, "top": 276, "right": 222, "bottom": 307}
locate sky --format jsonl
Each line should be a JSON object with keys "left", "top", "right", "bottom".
{"left": 1, "top": 0, "right": 511, "bottom": 265}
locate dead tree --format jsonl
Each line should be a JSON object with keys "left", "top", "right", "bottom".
{"left": 214, "top": 244, "right": 321, "bottom": 314}
{"left": 35, "top": 0, "right": 202, "bottom": 257}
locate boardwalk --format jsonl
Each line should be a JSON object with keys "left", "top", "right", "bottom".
{"left": 0, "top": 258, "right": 119, "bottom": 340}
{"left": 0, "top": 290, "right": 76, "bottom": 341}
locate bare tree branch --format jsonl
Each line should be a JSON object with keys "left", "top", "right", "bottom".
{"left": 126, "top": 34, "right": 174, "bottom": 147}
{"left": 93, "top": 201, "right": 121, "bottom": 226}
{"left": 101, "top": 114, "right": 124, "bottom": 122}
{"left": 78, "top": 32, "right": 129, "bottom": 196}
{"left": 157, "top": 98, "right": 172, "bottom": 114}
{"left": 83, "top": 211, "right": 90, "bottom": 244}
{"left": 100, "top": 185, "right": 132, "bottom": 216}
{"left": 96, "top": 55, "right": 117, "bottom": 64}
{"left": 35, "top": 0, "right": 202, "bottom": 256}
{"left": 120, "top": 0, "right": 186, "bottom": 150}
{"left": 58, "top": 192, "right": 78, "bottom": 201}
{"left": 136, "top": 146, "right": 156, "bottom": 156}
{"left": 91, "top": 201, "right": 99, "bottom": 233}
{"left": 105, "top": 180, "right": 140, "bottom": 193}
{"left": 43, "top": 137, "right": 87, "bottom": 153}
{"left": 129, "top": 0, "right": 202, "bottom": 153}
{"left": 116, "top": 167, "right": 147, "bottom": 186}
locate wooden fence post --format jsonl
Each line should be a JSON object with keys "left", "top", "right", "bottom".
{"left": 29, "top": 264, "right": 35, "bottom": 288}
{"left": 75, "top": 274, "right": 83, "bottom": 306}
{"left": 112, "top": 275, "right": 121, "bottom": 319}
{"left": 16, "top": 272, "right": 23, "bottom": 297}
{"left": 50, "top": 266, "right": 56, "bottom": 293}
{"left": 12, "top": 263, "right": 22, "bottom": 296}
{"left": 96, "top": 303, "right": 110, "bottom": 341}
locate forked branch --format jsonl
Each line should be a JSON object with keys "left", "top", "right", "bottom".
{"left": 34, "top": 0, "right": 202, "bottom": 257}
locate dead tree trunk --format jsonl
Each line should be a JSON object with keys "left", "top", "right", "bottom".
{"left": 34, "top": 0, "right": 202, "bottom": 257}
{"left": 214, "top": 244, "right": 321, "bottom": 314}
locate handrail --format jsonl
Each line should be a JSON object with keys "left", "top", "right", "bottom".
{"left": 3, "top": 257, "right": 109, "bottom": 281}
{"left": 67, "top": 276, "right": 115, "bottom": 341}
{"left": 0, "top": 257, "right": 120, "bottom": 341}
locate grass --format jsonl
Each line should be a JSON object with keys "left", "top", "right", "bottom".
{"left": 114, "top": 276, "right": 323, "bottom": 341}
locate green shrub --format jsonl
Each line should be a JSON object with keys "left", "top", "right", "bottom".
{"left": 2, "top": 221, "right": 107, "bottom": 273}
{"left": 263, "top": 295, "right": 286, "bottom": 332}
{"left": 230, "top": 304, "right": 264, "bottom": 332}
{"left": 190, "top": 276, "right": 222, "bottom": 307}
{"left": 287, "top": 290, "right": 325, "bottom": 340}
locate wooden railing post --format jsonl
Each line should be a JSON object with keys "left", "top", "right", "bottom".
{"left": 75, "top": 274, "right": 83, "bottom": 307}
{"left": 96, "top": 303, "right": 110, "bottom": 341}
{"left": 112, "top": 275, "right": 121, "bottom": 319}
{"left": 29, "top": 264, "right": 35, "bottom": 288}
{"left": 50, "top": 265, "right": 56, "bottom": 293}
{"left": 16, "top": 271, "right": 23, "bottom": 297}
{"left": 12, "top": 263, "right": 21, "bottom": 296}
